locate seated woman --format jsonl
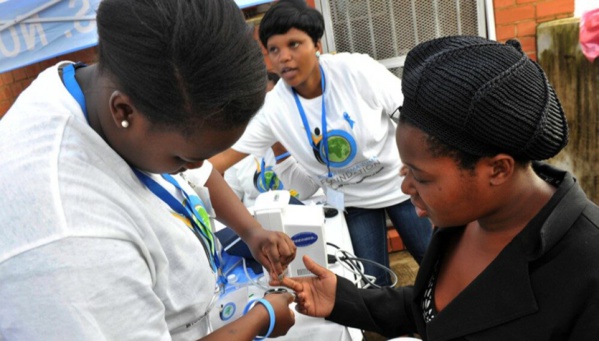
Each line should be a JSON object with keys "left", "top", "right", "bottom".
{"left": 278, "top": 35, "right": 599, "bottom": 339}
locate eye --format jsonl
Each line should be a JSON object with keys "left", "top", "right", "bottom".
{"left": 290, "top": 41, "right": 300, "bottom": 48}
{"left": 413, "top": 176, "right": 428, "bottom": 184}
{"left": 401, "top": 166, "right": 428, "bottom": 184}
{"left": 268, "top": 46, "right": 279, "bottom": 54}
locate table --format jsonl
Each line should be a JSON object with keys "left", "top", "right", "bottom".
{"left": 211, "top": 204, "right": 363, "bottom": 341}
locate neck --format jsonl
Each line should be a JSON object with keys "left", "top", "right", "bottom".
{"left": 475, "top": 167, "right": 556, "bottom": 243}
{"left": 293, "top": 65, "right": 322, "bottom": 99}
{"left": 74, "top": 64, "right": 107, "bottom": 140}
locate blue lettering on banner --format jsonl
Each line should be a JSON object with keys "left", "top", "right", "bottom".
{"left": 0, "top": 0, "right": 101, "bottom": 73}
{"left": 0, "top": 0, "right": 270, "bottom": 73}
{"left": 292, "top": 232, "right": 318, "bottom": 247}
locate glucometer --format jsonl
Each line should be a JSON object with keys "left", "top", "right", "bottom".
{"left": 254, "top": 190, "right": 328, "bottom": 277}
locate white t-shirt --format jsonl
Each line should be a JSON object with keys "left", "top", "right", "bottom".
{"left": 0, "top": 63, "right": 217, "bottom": 340}
{"left": 224, "top": 149, "right": 317, "bottom": 207}
{"left": 232, "top": 53, "right": 409, "bottom": 208}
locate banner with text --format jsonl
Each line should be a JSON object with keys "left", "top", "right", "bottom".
{"left": 0, "top": 0, "right": 100, "bottom": 73}
{"left": 0, "top": 0, "right": 273, "bottom": 74}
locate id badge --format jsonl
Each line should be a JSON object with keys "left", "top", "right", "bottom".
{"left": 325, "top": 187, "right": 345, "bottom": 212}
{"left": 194, "top": 186, "right": 217, "bottom": 221}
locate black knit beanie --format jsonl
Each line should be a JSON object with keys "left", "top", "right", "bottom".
{"left": 400, "top": 35, "right": 568, "bottom": 160}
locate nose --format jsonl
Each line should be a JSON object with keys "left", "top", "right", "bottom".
{"left": 278, "top": 48, "right": 291, "bottom": 63}
{"left": 400, "top": 169, "right": 416, "bottom": 196}
{"left": 184, "top": 160, "right": 204, "bottom": 170}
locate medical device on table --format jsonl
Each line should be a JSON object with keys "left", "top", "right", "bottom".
{"left": 253, "top": 190, "right": 328, "bottom": 277}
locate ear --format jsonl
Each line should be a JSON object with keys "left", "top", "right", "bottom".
{"left": 108, "top": 91, "right": 138, "bottom": 128}
{"left": 316, "top": 39, "right": 323, "bottom": 53}
{"left": 486, "top": 154, "right": 516, "bottom": 186}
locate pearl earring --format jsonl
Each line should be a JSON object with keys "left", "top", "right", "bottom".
{"left": 315, "top": 51, "right": 321, "bottom": 58}
{"left": 121, "top": 120, "right": 129, "bottom": 128}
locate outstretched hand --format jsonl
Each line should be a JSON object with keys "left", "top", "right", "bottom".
{"left": 273, "top": 255, "right": 338, "bottom": 318}
{"left": 245, "top": 228, "right": 297, "bottom": 280}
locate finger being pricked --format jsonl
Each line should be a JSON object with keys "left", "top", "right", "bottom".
{"left": 279, "top": 276, "right": 303, "bottom": 294}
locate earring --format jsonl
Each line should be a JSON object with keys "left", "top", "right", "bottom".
{"left": 315, "top": 51, "right": 321, "bottom": 58}
{"left": 121, "top": 120, "right": 129, "bottom": 128}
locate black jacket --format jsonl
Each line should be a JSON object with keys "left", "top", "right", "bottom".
{"left": 327, "top": 163, "right": 599, "bottom": 340}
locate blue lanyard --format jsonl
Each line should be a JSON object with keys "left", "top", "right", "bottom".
{"left": 132, "top": 170, "right": 223, "bottom": 285}
{"left": 260, "top": 158, "right": 272, "bottom": 191}
{"left": 259, "top": 158, "right": 284, "bottom": 192}
{"left": 62, "top": 63, "right": 88, "bottom": 122}
{"left": 61, "top": 64, "right": 225, "bottom": 288}
{"left": 292, "top": 64, "right": 332, "bottom": 178}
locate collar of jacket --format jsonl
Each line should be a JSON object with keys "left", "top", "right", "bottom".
{"left": 411, "top": 162, "right": 588, "bottom": 341}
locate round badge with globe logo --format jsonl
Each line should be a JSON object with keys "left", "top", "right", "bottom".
{"left": 219, "top": 302, "right": 236, "bottom": 321}
{"left": 254, "top": 167, "right": 283, "bottom": 193}
{"left": 320, "top": 130, "right": 357, "bottom": 167}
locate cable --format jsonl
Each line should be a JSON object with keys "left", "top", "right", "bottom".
{"left": 242, "top": 257, "right": 270, "bottom": 291}
{"left": 326, "top": 242, "right": 398, "bottom": 289}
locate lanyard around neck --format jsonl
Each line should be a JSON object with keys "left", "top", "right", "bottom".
{"left": 132, "top": 170, "right": 223, "bottom": 283}
{"left": 62, "top": 63, "right": 88, "bottom": 122}
{"left": 259, "top": 157, "right": 284, "bottom": 192}
{"left": 260, "top": 158, "right": 272, "bottom": 191}
{"left": 61, "top": 64, "right": 224, "bottom": 287}
{"left": 292, "top": 64, "right": 332, "bottom": 178}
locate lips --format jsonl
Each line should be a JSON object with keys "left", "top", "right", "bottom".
{"left": 280, "top": 67, "right": 298, "bottom": 79}
{"left": 411, "top": 199, "right": 429, "bottom": 218}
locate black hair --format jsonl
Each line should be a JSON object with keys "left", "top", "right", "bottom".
{"left": 96, "top": 0, "right": 266, "bottom": 133}
{"left": 258, "top": 0, "right": 324, "bottom": 48}
{"left": 267, "top": 72, "right": 280, "bottom": 84}
{"left": 399, "top": 115, "right": 530, "bottom": 171}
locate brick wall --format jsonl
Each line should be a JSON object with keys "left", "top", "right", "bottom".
{"left": 0, "top": 47, "right": 97, "bottom": 118}
{"left": 0, "top": 0, "right": 577, "bottom": 117}
{"left": 494, "top": 0, "right": 575, "bottom": 60}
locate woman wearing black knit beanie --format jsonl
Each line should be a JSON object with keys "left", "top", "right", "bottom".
{"left": 275, "top": 35, "right": 599, "bottom": 340}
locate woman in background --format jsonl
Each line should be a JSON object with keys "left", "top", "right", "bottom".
{"left": 224, "top": 72, "right": 314, "bottom": 206}
{"left": 211, "top": 0, "right": 432, "bottom": 287}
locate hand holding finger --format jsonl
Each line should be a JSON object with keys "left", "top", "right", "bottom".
{"left": 263, "top": 293, "right": 296, "bottom": 337}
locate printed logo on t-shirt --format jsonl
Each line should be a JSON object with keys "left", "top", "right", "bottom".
{"left": 311, "top": 127, "right": 357, "bottom": 168}
{"left": 253, "top": 166, "right": 284, "bottom": 193}
{"left": 318, "top": 155, "right": 383, "bottom": 189}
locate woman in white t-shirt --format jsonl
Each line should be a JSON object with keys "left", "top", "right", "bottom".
{"left": 0, "top": 0, "right": 296, "bottom": 339}
{"left": 225, "top": 73, "right": 318, "bottom": 206}
{"left": 210, "top": 0, "right": 432, "bottom": 286}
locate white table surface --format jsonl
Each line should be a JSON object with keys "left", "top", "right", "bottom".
{"left": 212, "top": 204, "right": 362, "bottom": 341}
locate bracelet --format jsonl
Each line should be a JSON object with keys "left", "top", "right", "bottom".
{"left": 243, "top": 298, "right": 275, "bottom": 340}
{"left": 274, "top": 151, "right": 291, "bottom": 162}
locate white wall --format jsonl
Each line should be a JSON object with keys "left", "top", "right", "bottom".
{"left": 575, "top": 0, "right": 599, "bottom": 17}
